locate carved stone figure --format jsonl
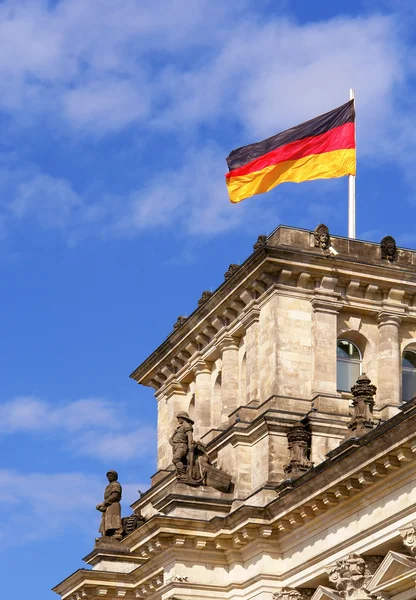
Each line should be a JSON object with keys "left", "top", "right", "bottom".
{"left": 380, "top": 235, "right": 397, "bottom": 262}
{"left": 400, "top": 521, "right": 416, "bottom": 555}
{"left": 169, "top": 411, "right": 195, "bottom": 478}
{"left": 314, "top": 224, "right": 331, "bottom": 251}
{"left": 273, "top": 589, "right": 315, "bottom": 600}
{"left": 173, "top": 316, "right": 188, "bottom": 331}
{"left": 198, "top": 290, "right": 213, "bottom": 307}
{"left": 224, "top": 263, "right": 240, "bottom": 280}
{"left": 345, "top": 373, "right": 377, "bottom": 439}
{"left": 169, "top": 412, "right": 232, "bottom": 491}
{"left": 284, "top": 421, "right": 313, "bottom": 478}
{"left": 327, "top": 554, "right": 383, "bottom": 599}
{"left": 96, "top": 471, "right": 123, "bottom": 541}
{"left": 253, "top": 235, "right": 267, "bottom": 251}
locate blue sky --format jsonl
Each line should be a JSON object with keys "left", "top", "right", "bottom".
{"left": 1, "top": 0, "right": 416, "bottom": 597}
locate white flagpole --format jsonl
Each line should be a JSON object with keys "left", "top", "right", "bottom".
{"left": 348, "top": 88, "right": 356, "bottom": 238}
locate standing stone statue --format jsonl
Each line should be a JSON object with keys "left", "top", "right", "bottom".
{"left": 96, "top": 470, "right": 123, "bottom": 541}
{"left": 169, "top": 411, "right": 195, "bottom": 478}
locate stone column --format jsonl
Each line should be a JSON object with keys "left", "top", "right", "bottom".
{"left": 377, "top": 312, "right": 401, "bottom": 407}
{"left": 192, "top": 360, "right": 213, "bottom": 440}
{"left": 243, "top": 309, "right": 260, "bottom": 405}
{"left": 220, "top": 336, "right": 240, "bottom": 421}
{"left": 311, "top": 298, "right": 340, "bottom": 396}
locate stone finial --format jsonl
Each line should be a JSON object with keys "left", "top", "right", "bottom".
{"left": 224, "top": 263, "right": 241, "bottom": 280}
{"left": 173, "top": 316, "right": 188, "bottom": 331}
{"left": 327, "top": 554, "right": 383, "bottom": 599}
{"left": 380, "top": 235, "right": 397, "bottom": 262}
{"left": 314, "top": 224, "right": 331, "bottom": 251}
{"left": 345, "top": 374, "right": 377, "bottom": 439}
{"left": 253, "top": 234, "right": 267, "bottom": 251}
{"left": 198, "top": 290, "right": 213, "bottom": 307}
{"left": 273, "top": 589, "right": 315, "bottom": 600}
{"left": 400, "top": 521, "right": 416, "bottom": 555}
{"left": 284, "top": 421, "right": 313, "bottom": 478}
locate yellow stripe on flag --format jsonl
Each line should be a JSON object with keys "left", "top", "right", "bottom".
{"left": 226, "top": 149, "right": 356, "bottom": 204}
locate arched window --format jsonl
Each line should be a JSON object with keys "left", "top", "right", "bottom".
{"left": 402, "top": 350, "right": 416, "bottom": 402}
{"left": 337, "top": 339, "right": 362, "bottom": 392}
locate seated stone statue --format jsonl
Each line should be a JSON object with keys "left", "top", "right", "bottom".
{"left": 96, "top": 470, "right": 123, "bottom": 541}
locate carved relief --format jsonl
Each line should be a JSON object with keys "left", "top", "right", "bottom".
{"left": 198, "top": 290, "right": 213, "bottom": 306}
{"left": 327, "top": 554, "right": 383, "bottom": 599}
{"left": 253, "top": 234, "right": 267, "bottom": 251}
{"left": 380, "top": 235, "right": 397, "bottom": 262}
{"left": 314, "top": 224, "right": 331, "bottom": 251}
{"left": 400, "top": 521, "right": 416, "bottom": 555}
{"left": 273, "top": 589, "right": 315, "bottom": 600}
{"left": 224, "top": 263, "right": 241, "bottom": 280}
{"left": 173, "top": 316, "right": 188, "bottom": 331}
{"left": 284, "top": 421, "right": 313, "bottom": 478}
{"left": 121, "top": 513, "right": 145, "bottom": 537}
{"left": 345, "top": 374, "right": 377, "bottom": 439}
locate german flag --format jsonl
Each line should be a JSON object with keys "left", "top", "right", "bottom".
{"left": 226, "top": 100, "right": 356, "bottom": 204}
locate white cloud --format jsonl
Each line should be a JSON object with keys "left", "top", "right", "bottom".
{"left": 0, "top": 2, "right": 415, "bottom": 239}
{"left": 0, "top": 396, "right": 157, "bottom": 461}
{"left": 0, "top": 469, "right": 147, "bottom": 545}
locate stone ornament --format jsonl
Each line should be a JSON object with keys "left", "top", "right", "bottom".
{"left": 327, "top": 554, "right": 383, "bottom": 599}
{"left": 253, "top": 234, "right": 267, "bottom": 251}
{"left": 380, "top": 235, "right": 397, "bottom": 262}
{"left": 400, "top": 521, "right": 416, "bottom": 555}
{"left": 198, "top": 290, "right": 213, "bottom": 307}
{"left": 314, "top": 224, "right": 331, "bottom": 251}
{"left": 284, "top": 421, "right": 313, "bottom": 478}
{"left": 273, "top": 588, "right": 315, "bottom": 600}
{"left": 173, "top": 316, "right": 188, "bottom": 331}
{"left": 169, "top": 412, "right": 232, "bottom": 492}
{"left": 96, "top": 470, "right": 123, "bottom": 542}
{"left": 345, "top": 374, "right": 377, "bottom": 439}
{"left": 224, "top": 263, "right": 241, "bottom": 280}
{"left": 121, "top": 513, "right": 144, "bottom": 537}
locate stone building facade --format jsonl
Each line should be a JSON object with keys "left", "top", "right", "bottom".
{"left": 54, "top": 225, "right": 416, "bottom": 600}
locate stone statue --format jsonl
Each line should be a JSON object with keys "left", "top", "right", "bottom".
{"left": 380, "top": 235, "right": 397, "bottom": 262}
{"left": 169, "top": 411, "right": 232, "bottom": 492}
{"left": 314, "top": 223, "right": 331, "bottom": 251}
{"left": 169, "top": 412, "right": 195, "bottom": 478}
{"left": 96, "top": 470, "right": 123, "bottom": 541}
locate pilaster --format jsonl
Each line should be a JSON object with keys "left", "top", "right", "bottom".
{"left": 192, "top": 360, "right": 213, "bottom": 439}
{"left": 311, "top": 298, "right": 341, "bottom": 396}
{"left": 377, "top": 312, "right": 402, "bottom": 412}
{"left": 241, "top": 308, "right": 261, "bottom": 405}
{"left": 220, "top": 336, "right": 240, "bottom": 421}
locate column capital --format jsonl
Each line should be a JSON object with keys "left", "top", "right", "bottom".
{"left": 311, "top": 298, "right": 342, "bottom": 314}
{"left": 164, "top": 381, "right": 188, "bottom": 400}
{"left": 400, "top": 520, "right": 416, "bottom": 555}
{"left": 191, "top": 359, "right": 212, "bottom": 376}
{"left": 377, "top": 311, "right": 402, "bottom": 327}
{"left": 219, "top": 335, "right": 240, "bottom": 352}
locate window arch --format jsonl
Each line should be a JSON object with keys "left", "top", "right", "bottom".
{"left": 402, "top": 350, "right": 416, "bottom": 402}
{"left": 337, "top": 339, "right": 362, "bottom": 392}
